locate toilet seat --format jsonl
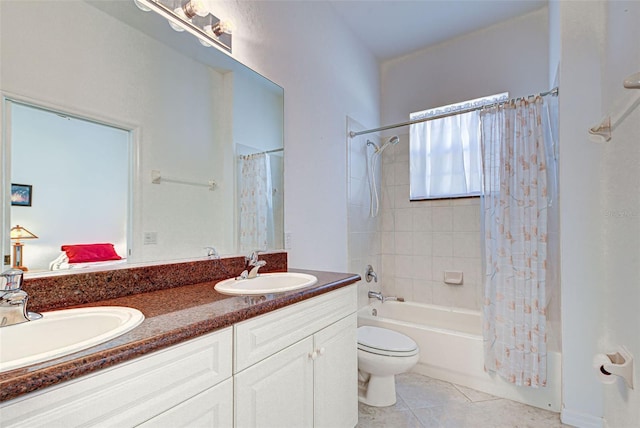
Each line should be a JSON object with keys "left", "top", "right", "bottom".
{"left": 357, "top": 326, "right": 418, "bottom": 357}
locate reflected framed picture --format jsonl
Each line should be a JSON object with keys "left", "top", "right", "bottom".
{"left": 11, "top": 183, "right": 32, "bottom": 207}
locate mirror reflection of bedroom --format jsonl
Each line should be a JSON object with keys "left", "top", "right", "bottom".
{"left": 9, "top": 101, "right": 130, "bottom": 272}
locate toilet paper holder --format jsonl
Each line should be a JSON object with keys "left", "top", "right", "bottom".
{"left": 597, "top": 346, "right": 634, "bottom": 389}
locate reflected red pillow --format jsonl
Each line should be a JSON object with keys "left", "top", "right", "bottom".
{"left": 61, "top": 243, "right": 122, "bottom": 263}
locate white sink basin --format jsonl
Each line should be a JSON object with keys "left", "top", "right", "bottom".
{"left": 214, "top": 272, "right": 318, "bottom": 296}
{"left": 0, "top": 306, "right": 144, "bottom": 373}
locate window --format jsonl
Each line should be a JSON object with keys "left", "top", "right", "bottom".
{"left": 409, "top": 92, "right": 508, "bottom": 200}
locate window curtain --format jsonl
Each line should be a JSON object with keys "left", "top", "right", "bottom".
{"left": 239, "top": 153, "right": 274, "bottom": 252}
{"left": 409, "top": 93, "right": 507, "bottom": 200}
{"left": 480, "top": 96, "right": 557, "bottom": 388}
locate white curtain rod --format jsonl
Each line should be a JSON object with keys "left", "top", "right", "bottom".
{"left": 349, "top": 87, "right": 559, "bottom": 138}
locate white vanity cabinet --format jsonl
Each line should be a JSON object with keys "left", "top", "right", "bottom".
{"left": 0, "top": 285, "right": 358, "bottom": 428}
{"left": 0, "top": 327, "right": 233, "bottom": 427}
{"left": 234, "top": 285, "right": 358, "bottom": 428}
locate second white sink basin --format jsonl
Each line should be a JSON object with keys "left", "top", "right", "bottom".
{"left": 0, "top": 306, "right": 144, "bottom": 373}
{"left": 214, "top": 272, "right": 318, "bottom": 296}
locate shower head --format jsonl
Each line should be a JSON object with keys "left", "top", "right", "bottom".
{"left": 377, "top": 135, "right": 399, "bottom": 153}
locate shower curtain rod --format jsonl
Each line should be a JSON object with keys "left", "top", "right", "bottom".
{"left": 239, "top": 147, "right": 284, "bottom": 158}
{"left": 349, "top": 87, "right": 559, "bottom": 138}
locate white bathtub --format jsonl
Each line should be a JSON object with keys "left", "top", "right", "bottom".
{"left": 358, "top": 301, "right": 561, "bottom": 412}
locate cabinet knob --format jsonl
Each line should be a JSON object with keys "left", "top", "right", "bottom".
{"left": 317, "top": 347, "right": 326, "bottom": 356}
{"left": 309, "top": 351, "right": 318, "bottom": 360}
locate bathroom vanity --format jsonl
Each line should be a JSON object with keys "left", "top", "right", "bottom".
{"left": 0, "top": 267, "right": 359, "bottom": 427}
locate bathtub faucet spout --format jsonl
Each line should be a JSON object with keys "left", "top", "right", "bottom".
{"left": 367, "top": 290, "right": 404, "bottom": 303}
{"left": 368, "top": 290, "right": 383, "bottom": 301}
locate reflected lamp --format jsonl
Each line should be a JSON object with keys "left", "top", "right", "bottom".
{"left": 10, "top": 225, "right": 38, "bottom": 271}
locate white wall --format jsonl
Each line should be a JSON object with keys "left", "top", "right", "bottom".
{"left": 601, "top": 3, "right": 640, "bottom": 423}
{"left": 559, "top": 1, "right": 640, "bottom": 427}
{"left": 377, "top": 9, "right": 549, "bottom": 310}
{"left": 210, "top": 1, "right": 380, "bottom": 271}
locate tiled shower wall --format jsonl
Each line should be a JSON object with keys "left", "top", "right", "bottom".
{"left": 347, "top": 117, "right": 381, "bottom": 307}
{"left": 377, "top": 133, "right": 483, "bottom": 310}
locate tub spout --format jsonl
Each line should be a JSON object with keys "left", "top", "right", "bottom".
{"left": 368, "top": 290, "right": 383, "bottom": 301}
{"left": 367, "top": 291, "right": 404, "bottom": 303}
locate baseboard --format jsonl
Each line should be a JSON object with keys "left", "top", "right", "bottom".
{"left": 561, "top": 408, "right": 604, "bottom": 428}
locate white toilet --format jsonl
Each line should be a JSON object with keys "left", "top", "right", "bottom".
{"left": 357, "top": 326, "right": 419, "bottom": 407}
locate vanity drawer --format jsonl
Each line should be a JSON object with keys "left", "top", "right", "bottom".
{"left": 0, "top": 327, "right": 232, "bottom": 427}
{"left": 234, "top": 285, "right": 357, "bottom": 372}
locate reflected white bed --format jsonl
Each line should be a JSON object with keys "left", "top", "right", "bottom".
{"left": 48, "top": 253, "right": 127, "bottom": 270}
{"left": 48, "top": 243, "right": 126, "bottom": 270}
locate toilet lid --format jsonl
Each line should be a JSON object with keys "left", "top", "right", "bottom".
{"left": 357, "top": 326, "right": 418, "bottom": 357}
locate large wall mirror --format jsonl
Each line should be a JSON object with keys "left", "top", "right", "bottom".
{"left": 0, "top": 0, "right": 284, "bottom": 275}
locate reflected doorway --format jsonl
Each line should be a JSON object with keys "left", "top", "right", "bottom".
{"left": 7, "top": 101, "right": 130, "bottom": 272}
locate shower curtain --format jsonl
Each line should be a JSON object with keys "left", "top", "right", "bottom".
{"left": 480, "top": 96, "right": 558, "bottom": 388}
{"left": 239, "top": 153, "right": 274, "bottom": 252}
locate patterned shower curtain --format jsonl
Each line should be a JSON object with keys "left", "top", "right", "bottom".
{"left": 480, "top": 96, "right": 555, "bottom": 388}
{"left": 239, "top": 153, "right": 273, "bottom": 252}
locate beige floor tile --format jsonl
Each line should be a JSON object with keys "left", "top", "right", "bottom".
{"left": 452, "top": 383, "right": 501, "bottom": 403}
{"left": 395, "top": 373, "right": 470, "bottom": 409}
{"left": 357, "top": 408, "right": 424, "bottom": 428}
{"left": 358, "top": 374, "right": 565, "bottom": 428}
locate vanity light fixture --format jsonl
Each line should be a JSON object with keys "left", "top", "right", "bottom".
{"left": 133, "top": 0, "right": 233, "bottom": 53}
{"left": 10, "top": 225, "right": 38, "bottom": 272}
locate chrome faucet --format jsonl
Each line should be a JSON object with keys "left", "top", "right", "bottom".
{"left": 237, "top": 250, "right": 267, "bottom": 280}
{"left": 0, "top": 269, "right": 42, "bottom": 327}
{"left": 368, "top": 290, "right": 384, "bottom": 301}
{"left": 367, "top": 290, "right": 404, "bottom": 303}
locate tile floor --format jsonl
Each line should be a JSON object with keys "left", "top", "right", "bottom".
{"left": 357, "top": 373, "right": 567, "bottom": 428}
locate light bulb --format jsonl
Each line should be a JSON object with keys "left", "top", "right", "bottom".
{"left": 209, "top": 19, "right": 234, "bottom": 37}
{"left": 168, "top": 19, "right": 185, "bottom": 32}
{"left": 133, "top": 0, "right": 151, "bottom": 12}
{"left": 182, "top": 0, "right": 208, "bottom": 19}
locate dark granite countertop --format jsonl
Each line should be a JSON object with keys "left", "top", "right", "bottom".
{"left": 0, "top": 269, "right": 360, "bottom": 403}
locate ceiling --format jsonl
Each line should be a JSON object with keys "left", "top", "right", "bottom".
{"left": 328, "top": 0, "right": 547, "bottom": 61}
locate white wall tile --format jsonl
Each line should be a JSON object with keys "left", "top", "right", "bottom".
{"left": 453, "top": 232, "right": 481, "bottom": 258}
{"left": 394, "top": 231, "right": 413, "bottom": 255}
{"left": 432, "top": 233, "right": 453, "bottom": 257}
{"left": 413, "top": 232, "right": 432, "bottom": 256}
{"left": 432, "top": 256, "right": 454, "bottom": 282}
{"left": 453, "top": 205, "right": 481, "bottom": 232}
{"left": 395, "top": 255, "right": 414, "bottom": 279}
{"left": 432, "top": 206, "right": 453, "bottom": 231}
{"left": 395, "top": 208, "right": 413, "bottom": 231}
{"left": 381, "top": 231, "right": 395, "bottom": 254}
{"left": 412, "top": 207, "right": 432, "bottom": 232}
{"left": 394, "top": 184, "right": 412, "bottom": 209}
{"left": 394, "top": 160, "right": 410, "bottom": 186}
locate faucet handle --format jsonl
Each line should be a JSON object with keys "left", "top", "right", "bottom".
{"left": 365, "top": 265, "right": 378, "bottom": 283}
{"left": 246, "top": 250, "right": 264, "bottom": 265}
{"left": 204, "top": 246, "right": 219, "bottom": 258}
{"left": 0, "top": 269, "right": 24, "bottom": 291}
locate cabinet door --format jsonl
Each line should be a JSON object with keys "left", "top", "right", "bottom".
{"left": 235, "top": 337, "right": 314, "bottom": 428}
{"left": 314, "top": 314, "right": 358, "bottom": 428}
{"left": 138, "top": 378, "right": 232, "bottom": 428}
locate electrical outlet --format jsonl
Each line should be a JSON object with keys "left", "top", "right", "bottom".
{"left": 284, "top": 232, "right": 292, "bottom": 250}
{"left": 144, "top": 232, "right": 158, "bottom": 245}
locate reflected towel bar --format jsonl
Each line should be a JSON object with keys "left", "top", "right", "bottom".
{"left": 151, "top": 170, "right": 216, "bottom": 191}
